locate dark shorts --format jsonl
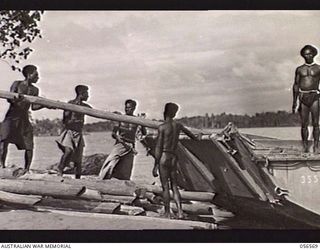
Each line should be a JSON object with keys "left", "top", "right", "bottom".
{"left": 0, "top": 118, "right": 34, "bottom": 150}
{"left": 299, "top": 92, "right": 319, "bottom": 109}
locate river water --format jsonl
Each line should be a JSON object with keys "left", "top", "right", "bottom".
{"left": 5, "top": 126, "right": 303, "bottom": 180}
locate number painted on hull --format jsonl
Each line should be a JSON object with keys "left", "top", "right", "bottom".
{"left": 301, "top": 175, "right": 319, "bottom": 184}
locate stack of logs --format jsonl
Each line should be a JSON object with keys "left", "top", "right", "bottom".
{"left": 0, "top": 167, "right": 233, "bottom": 225}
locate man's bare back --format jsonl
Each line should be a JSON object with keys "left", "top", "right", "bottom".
{"left": 153, "top": 103, "right": 198, "bottom": 219}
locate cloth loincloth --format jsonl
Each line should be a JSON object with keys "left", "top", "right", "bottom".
{"left": 299, "top": 90, "right": 320, "bottom": 109}
{"left": 56, "top": 129, "right": 84, "bottom": 163}
{"left": 99, "top": 142, "right": 135, "bottom": 180}
{"left": 0, "top": 117, "right": 33, "bottom": 150}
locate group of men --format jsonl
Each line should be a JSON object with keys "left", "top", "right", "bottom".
{"left": 0, "top": 65, "right": 197, "bottom": 218}
{"left": 0, "top": 44, "right": 319, "bottom": 219}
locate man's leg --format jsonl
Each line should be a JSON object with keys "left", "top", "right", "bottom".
{"left": 73, "top": 145, "right": 83, "bottom": 179}
{"left": 24, "top": 149, "right": 33, "bottom": 172}
{"left": 170, "top": 173, "right": 183, "bottom": 219}
{"left": 0, "top": 142, "right": 8, "bottom": 168}
{"left": 57, "top": 147, "right": 73, "bottom": 176}
{"left": 170, "top": 158, "right": 183, "bottom": 219}
{"left": 311, "top": 100, "right": 320, "bottom": 153}
{"left": 74, "top": 162, "right": 81, "bottom": 179}
{"left": 159, "top": 163, "right": 171, "bottom": 218}
{"left": 300, "top": 104, "right": 310, "bottom": 152}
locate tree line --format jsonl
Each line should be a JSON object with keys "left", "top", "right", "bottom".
{"left": 24, "top": 110, "right": 301, "bottom": 136}
{"left": 178, "top": 111, "right": 300, "bottom": 129}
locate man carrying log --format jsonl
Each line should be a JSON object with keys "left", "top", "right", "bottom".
{"left": 152, "top": 102, "right": 198, "bottom": 219}
{"left": 292, "top": 45, "right": 320, "bottom": 153}
{"left": 56, "top": 85, "right": 91, "bottom": 179}
{"left": 99, "top": 99, "right": 146, "bottom": 180}
{"left": 0, "top": 65, "right": 54, "bottom": 172}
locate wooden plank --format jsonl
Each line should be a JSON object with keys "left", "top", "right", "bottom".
{"left": 210, "top": 138, "right": 268, "bottom": 201}
{"left": 101, "top": 194, "right": 137, "bottom": 205}
{"left": 133, "top": 199, "right": 212, "bottom": 215}
{"left": 0, "top": 179, "right": 85, "bottom": 198}
{"left": 138, "top": 184, "right": 215, "bottom": 202}
{"left": 36, "top": 197, "right": 120, "bottom": 214}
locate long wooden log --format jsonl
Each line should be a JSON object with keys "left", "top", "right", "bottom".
{"left": 134, "top": 199, "right": 212, "bottom": 215}
{"left": 36, "top": 197, "right": 120, "bottom": 214}
{"left": 0, "top": 179, "right": 85, "bottom": 198}
{"left": 0, "top": 190, "right": 42, "bottom": 206}
{"left": 0, "top": 90, "right": 210, "bottom": 135}
{"left": 138, "top": 184, "right": 215, "bottom": 202}
{"left": 20, "top": 174, "right": 138, "bottom": 196}
{"left": 73, "top": 187, "right": 137, "bottom": 204}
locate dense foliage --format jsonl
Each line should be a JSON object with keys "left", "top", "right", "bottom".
{"left": 0, "top": 10, "right": 44, "bottom": 71}
{"left": 178, "top": 111, "right": 300, "bottom": 129}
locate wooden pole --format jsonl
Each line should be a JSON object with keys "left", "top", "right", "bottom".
{"left": 0, "top": 90, "right": 210, "bottom": 134}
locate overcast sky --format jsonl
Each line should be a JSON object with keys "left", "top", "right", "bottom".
{"left": 1, "top": 11, "right": 320, "bottom": 122}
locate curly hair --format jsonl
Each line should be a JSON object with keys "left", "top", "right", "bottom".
{"left": 300, "top": 45, "right": 318, "bottom": 57}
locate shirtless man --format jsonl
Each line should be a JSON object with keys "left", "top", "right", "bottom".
{"left": 0, "top": 65, "right": 53, "bottom": 172}
{"left": 292, "top": 45, "right": 320, "bottom": 153}
{"left": 152, "top": 103, "right": 198, "bottom": 219}
{"left": 99, "top": 99, "right": 146, "bottom": 180}
{"left": 56, "top": 85, "right": 91, "bottom": 179}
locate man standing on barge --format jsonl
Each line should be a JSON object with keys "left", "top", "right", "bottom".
{"left": 292, "top": 45, "right": 320, "bottom": 153}
{"left": 152, "top": 102, "right": 198, "bottom": 219}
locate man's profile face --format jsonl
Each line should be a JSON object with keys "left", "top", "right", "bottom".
{"left": 81, "top": 90, "right": 89, "bottom": 101}
{"left": 29, "top": 69, "right": 39, "bottom": 83}
{"left": 302, "top": 48, "right": 315, "bottom": 64}
{"left": 125, "top": 102, "right": 135, "bottom": 115}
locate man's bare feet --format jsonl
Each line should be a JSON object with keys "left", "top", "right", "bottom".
{"left": 176, "top": 211, "right": 184, "bottom": 220}
{"left": 313, "top": 146, "right": 320, "bottom": 154}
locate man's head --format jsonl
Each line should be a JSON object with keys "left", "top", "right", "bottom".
{"left": 125, "top": 99, "right": 137, "bottom": 115}
{"left": 75, "top": 85, "right": 89, "bottom": 101}
{"left": 300, "top": 45, "right": 318, "bottom": 64}
{"left": 22, "top": 65, "right": 39, "bottom": 83}
{"left": 164, "top": 102, "right": 179, "bottom": 119}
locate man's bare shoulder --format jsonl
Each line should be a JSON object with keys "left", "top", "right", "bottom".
{"left": 296, "top": 65, "right": 306, "bottom": 71}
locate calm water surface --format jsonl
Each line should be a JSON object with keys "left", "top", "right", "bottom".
{"left": 6, "top": 127, "right": 302, "bottom": 179}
